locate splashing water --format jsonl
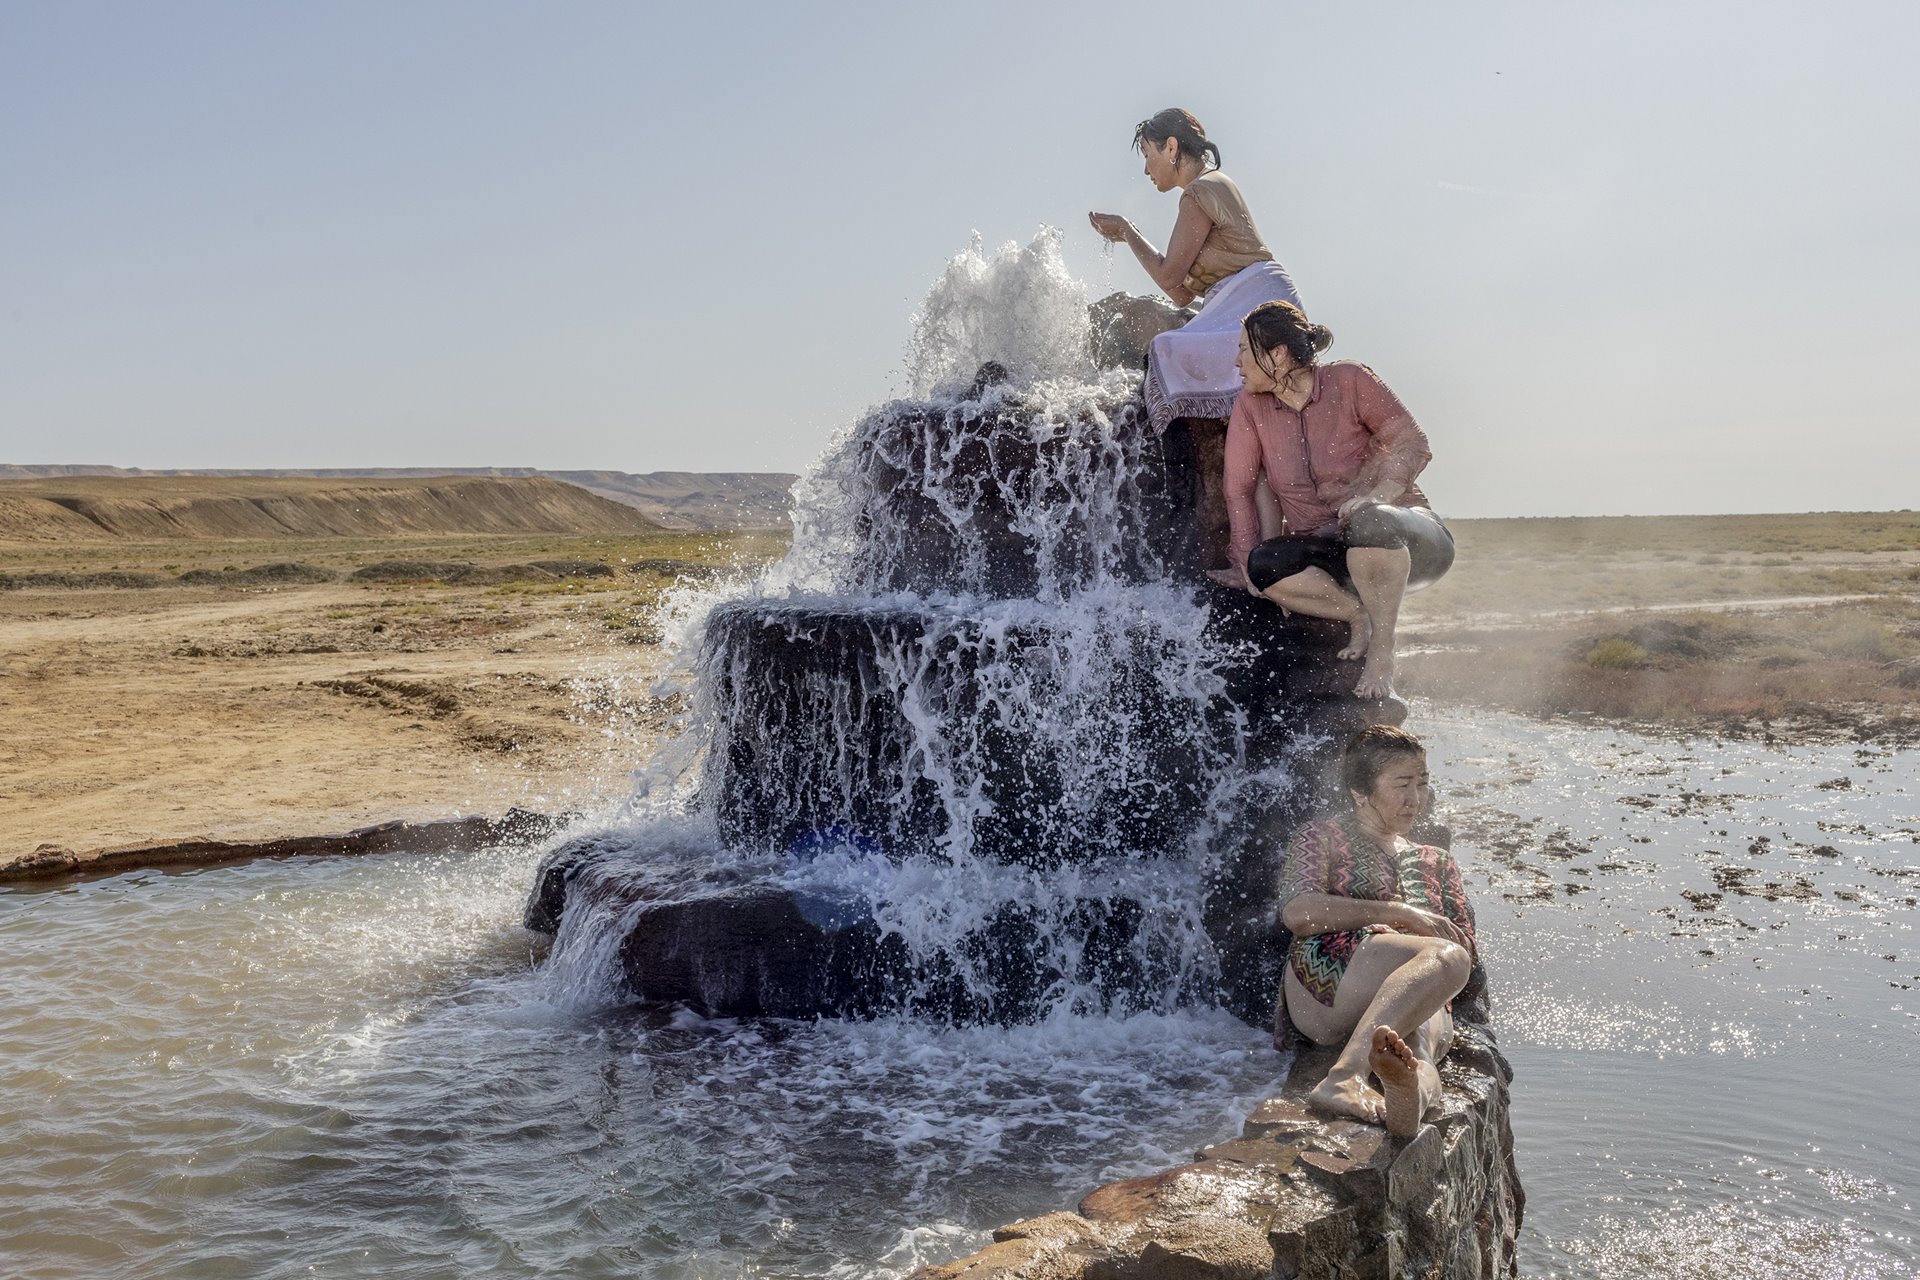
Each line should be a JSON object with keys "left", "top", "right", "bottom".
{"left": 537, "top": 229, "right": 1300, "bottom": 1022}
{"left": 904, "top": 228, "right": 1096, "bottom": 397}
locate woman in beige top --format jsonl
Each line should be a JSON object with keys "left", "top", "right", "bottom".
{"left": 1089, "top": 108, "right": 1304, "bottom": 432}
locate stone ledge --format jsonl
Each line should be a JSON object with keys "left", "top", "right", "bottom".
{"left": 912, "top": 1022, "right": 1521, "bottom": 1280}
{"left": 1, "top": 807, "right": 568, "bottom": 884}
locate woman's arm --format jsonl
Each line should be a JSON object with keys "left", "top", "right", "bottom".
{"left": 1282, "top": 892, "right": 1470, "bottom": 949}
{"left": 1336, "top": 365, "right": 1432, "bottom": 521}
{"left": 1089, "top": 196, "right": 1212, "bottom": 305}
{"left": 1223, "top": 397, "right": 1265, "bottom": 592}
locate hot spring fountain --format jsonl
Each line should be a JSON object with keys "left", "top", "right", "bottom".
{"left": 527, "top": 232, "right": 1521, "bottom": 1277}
{"left": 528, "top": 233, "right": 1377, "bottom": 1026}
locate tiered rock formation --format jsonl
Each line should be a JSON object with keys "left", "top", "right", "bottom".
{"left": 524, "top": 304, "right": 1522, "bottom": 1274}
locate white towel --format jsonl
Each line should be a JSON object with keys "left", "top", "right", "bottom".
{"left": 1143, "top": 261, "right": 1303, "bottom": 432}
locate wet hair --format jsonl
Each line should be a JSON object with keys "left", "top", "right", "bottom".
{"left": 1243, "top": 300, "right": 1333, "bottom": 377}
{"left": 1133, "top": 107, "right": 1221, "bottom": 172}
{"left": 1341, "top": 724, "right": 1427, "bottom": 799}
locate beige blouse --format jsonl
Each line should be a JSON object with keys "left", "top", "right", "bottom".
{"left": 1180, "top": 171, "right": 1273, "bottom": 295}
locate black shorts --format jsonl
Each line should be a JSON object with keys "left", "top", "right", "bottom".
{"left": 1245, "top": 505, "right": 1455, "bottom": 593}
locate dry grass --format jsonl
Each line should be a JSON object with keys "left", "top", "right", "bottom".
{"left": 0, "top": 529, "right": 789, "bottom": 580}
{"left": 1402, "top": 602, "right": 1920, "bottom": 742}
{"left": 1406, "top": 511, "right": 1920, "bottom": 617}
{"left": 1395, "top": 512, "right": 1920, "bottom": 741}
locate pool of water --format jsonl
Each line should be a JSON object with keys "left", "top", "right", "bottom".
{"left": 3, "top": 704, "right": 1915, "bottom": 1278}
{"left": 0, "top": 839, "right": 1274, "bottom": 1278}
{"left": 1420, "top": 707, "right": 1918, "bottom": 1278}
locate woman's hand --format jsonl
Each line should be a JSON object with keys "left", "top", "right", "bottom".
{"left": 1087, "top": 211, "right": 1131, "bottom": 242}
{"left": 1387, "top": 902, "right": 1469, "bottom": 949}
{"left": 1336, "top": 495, "right": 1376, "bottom": 526}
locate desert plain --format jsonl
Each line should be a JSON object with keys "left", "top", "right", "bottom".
{"left": 3, "top": 475, "right": 1917, "bottom": 873}
{"left": 0, "top": 475, "right": 784, "bottom": 869}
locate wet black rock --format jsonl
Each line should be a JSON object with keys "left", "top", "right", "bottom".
{"left": 1087, "top": 291, "right": 1190, "bottom": 371}
{"left": 844, "top": 381, "right": 1182, "bottom": 599}
{"left": 527, "top": 361, "right": 1418, "bottom": 1030}
{"left": 528, "top": 836, "right": 1194, "bottom": 1023}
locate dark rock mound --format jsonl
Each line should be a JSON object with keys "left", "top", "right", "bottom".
{"left": 347, "top": 560, "right": 607, "bottom": 585}
{"left": 175, "top": 562, "right": 336, "bottom": 586}
{"left": 0, "top": 570, "right": 170, "bottom": 590}
{"left": 529, "top": 837, "right": 1206, "bottom": 1023}
{"left": 526, "top": 559, "right": 615, "bottom": 578}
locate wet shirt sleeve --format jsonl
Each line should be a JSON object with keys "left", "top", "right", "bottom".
{"left": 1350, "top": 365, "right": 1432, "bottom": 493}
{"left": 1276, "top": 820, "right": 1333, "bottom": 912}
{"left": 1224, "top": 392, "right": 1265, "bottom": 575}
{"left": 1434, "top": 848, "right": 1477, "bottom": 960}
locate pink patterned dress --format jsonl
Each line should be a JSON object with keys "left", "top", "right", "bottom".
{"left": 1277, "top": 813, "right": 1476, "bottom": 1009}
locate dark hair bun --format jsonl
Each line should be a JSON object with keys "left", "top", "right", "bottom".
{"left": 1242, "top": 301, "right": 1333, "bottom": 369}
{"left": 1133, "top": 108, "right": 1221, "bottom": 172}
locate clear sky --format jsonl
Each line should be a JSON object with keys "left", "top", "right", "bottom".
{"left": 3, "top": 0, "right": 1915, "bottom": 517}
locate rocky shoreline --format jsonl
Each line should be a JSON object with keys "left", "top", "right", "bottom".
{"left": 0, "top": 808, "right": 567, "bottom": 885}
{"left": 917, "top": 1014, "right": 1520, "bottom": 1279}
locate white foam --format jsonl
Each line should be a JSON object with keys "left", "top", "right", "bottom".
{"left": 553, "top": 230, "right": 1287, "bottom": 1019}
{"left": 905, "top": 229, "right": 1096, "bottom": 397}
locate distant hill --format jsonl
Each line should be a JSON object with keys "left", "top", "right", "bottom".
{"left": 0, "top": 475, "right": 664, "bottom": 543}
{"left": 0, "top": 466, "right": 796, "bottom": 530}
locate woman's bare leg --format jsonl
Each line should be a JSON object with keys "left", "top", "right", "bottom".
{"left": 1286, "top": 934, "right": 1471, "bottom": 1125}
{"left": 1344, "top": 545, "right": 1412, "bottom": 699}
{"left": 1259, "top": 568, "right": 1369, "bottom": 657}
{"left": 1284, "top": 968, "right": 1383, "bottom": 1122}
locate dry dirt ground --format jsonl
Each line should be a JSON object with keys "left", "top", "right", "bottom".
{"left": 7, "top": 506, "right": 1918, "bottom": 865}
{"left": 1396, "top": 511, "right": 1920, "bottom": 743}
{"left": 0, "top": 530, "right": 779, "bottom": 865}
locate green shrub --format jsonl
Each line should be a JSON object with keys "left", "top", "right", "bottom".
{"left": 1812, "top": 615, "right": 1912, "bottom": 662}
{"left": 1585, "top": 637, "right": 1651, "bottom": 669}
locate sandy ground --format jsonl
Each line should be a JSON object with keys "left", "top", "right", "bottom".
{"left": 6, "top": 506, "right": 1916, "bottom": 864}
{"left": 0, "top": 582, "right": 676, "bottom": 861}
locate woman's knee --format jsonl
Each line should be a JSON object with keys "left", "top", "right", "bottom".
{"left": 1342, "top": 503, "right": 1407, "bottom": 549}
{"left": 1432, "top": 940, "right": 1473, "bottom": 990}
{"left": 1372, "top": 933, "right": 1471, "bottom": 987}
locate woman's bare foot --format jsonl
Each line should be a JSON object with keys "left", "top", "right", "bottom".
{"left": 1337, "top": 612, "right": 1372, "bottom": 661}
{"left": 1306, "top": 1072, "right": 1385, "bottom": 1125}
{"left": 1368, "top": 1025, "right": 1422, "bottom": 1137}
{"left": 1354, "top": 646, "right": 1394, "bottom": 700}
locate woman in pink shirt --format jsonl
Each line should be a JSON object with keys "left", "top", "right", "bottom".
{"left": 1219, "top": 302, "right": 1454, "bottom": 700}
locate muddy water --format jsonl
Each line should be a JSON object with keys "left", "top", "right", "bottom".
{"left": 2, "top": 704, "right": 1915, "bottom": 1277}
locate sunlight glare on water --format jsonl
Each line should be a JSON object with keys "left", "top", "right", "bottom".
{"left": 1418, "top": 703, "right": 1918, "bottom": 1279}
{"left": 4, "top": 710, "right": 1917, "bottom": 1277}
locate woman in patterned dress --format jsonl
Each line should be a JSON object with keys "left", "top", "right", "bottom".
{"left": 1276, "top": 725, "right": 1477, "bottom": 1136}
